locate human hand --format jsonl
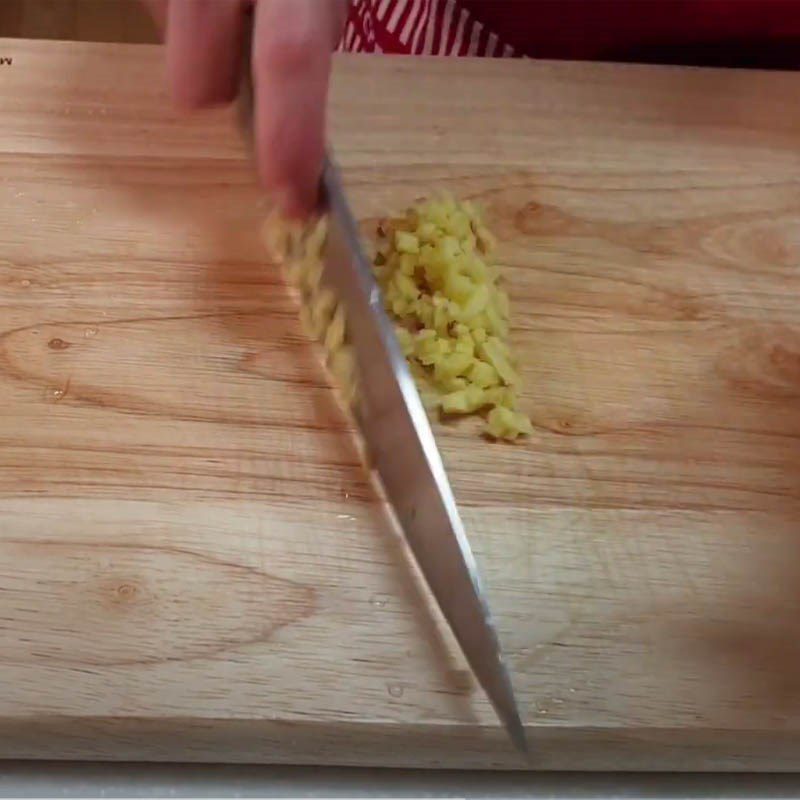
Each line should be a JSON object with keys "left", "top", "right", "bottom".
{"left": 143, "top": 0, "right": 347, "bottom": 217}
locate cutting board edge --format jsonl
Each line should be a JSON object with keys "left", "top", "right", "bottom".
{"left": 3, "top": 716, "right": 800, "bottom": 771}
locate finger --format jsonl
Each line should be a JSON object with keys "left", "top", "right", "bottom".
{"left": 252, "top": 0, "right": 345, "bottom": 216}
{"left": 166, "top": 0, "right": 247, "bottom": 109}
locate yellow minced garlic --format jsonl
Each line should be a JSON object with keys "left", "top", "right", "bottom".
{"left": 262, "top": 211, "right": 358, "bottom": 408}
{"left": 374, "top": 196, "right": 532, "bottom": 441}
{"left": 263, "top": 194, "right": 531, "bottom": 442}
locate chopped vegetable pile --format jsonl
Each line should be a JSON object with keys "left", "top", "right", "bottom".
{"left": 262, "top": 212, "right": 358, "bottom": 409}
{"left": 262, "top": 194, "right": 532, "bottom": 442}
{"left": 374, "top": 196, "right": 532, "bottom": 441}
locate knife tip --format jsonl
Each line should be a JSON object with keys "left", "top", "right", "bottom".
{"left": 506, "top": 713, "right": 530, "bottom": 757}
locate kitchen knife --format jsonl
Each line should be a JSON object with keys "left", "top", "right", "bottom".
{"left": 237, "top": 17, "right": 527, "bottom": 753}
{"left": 321, "top": 160, "right": 527, "bottom": 753}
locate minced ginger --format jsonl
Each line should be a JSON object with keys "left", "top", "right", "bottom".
{"left": 262, "top": 211, "right": 358, "bottom": 409}
{"left": 262, "top": 195, "right": 532, "bottom": 442}
{"left": 374, "top": 196, "right": 532, "bottom": 441}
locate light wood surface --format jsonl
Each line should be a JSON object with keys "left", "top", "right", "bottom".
{"left": 2, "top": 38, "right": 800, "bottom": 771}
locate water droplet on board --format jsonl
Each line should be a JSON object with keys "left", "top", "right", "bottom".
{"left": 19, "top": 278, "right": 30, "bottom": 288}
{"left": 387, "top": 683, "right": 404, "bottom": 698}
{"left": 84, "top": 327, "right": 98, "bottom": 338}
{"left": 51, "top": 388, "right": 65, "bottom": 401}
{"left": 370, "top": 594, "right": 388, "bottom": 608}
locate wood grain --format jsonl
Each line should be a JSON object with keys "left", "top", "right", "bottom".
{"left": 1, "top": 39, "right": 800, "bottom": 770}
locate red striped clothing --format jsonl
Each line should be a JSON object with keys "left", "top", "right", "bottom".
{"left": 341, "top": 0, "right": 518, "bottom": 57}
{"left": 340, "top": 0, "right": 800, "bottom": 69}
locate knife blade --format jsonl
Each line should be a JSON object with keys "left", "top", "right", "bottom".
{"left": 236, "top": 17, "right": 526, "bottom": 752}
{"left": 320, "top": 160, "right": 527, "bottom": 753}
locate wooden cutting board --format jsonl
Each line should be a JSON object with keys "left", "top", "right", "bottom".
{"left": 1, "top": 38, "right": 800, "bottom": 771}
